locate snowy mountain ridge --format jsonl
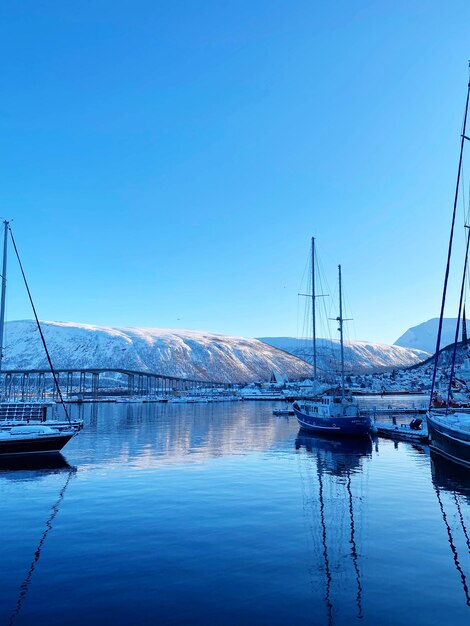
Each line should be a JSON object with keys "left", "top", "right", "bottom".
{"left": 394, "top": 318, "right": 459, "bottom": 353}
{"left": 258, "top": 337, "right": 430, "bottom": 373}
{"left": 1, "top": 320, "right": 314, "bottom": 383}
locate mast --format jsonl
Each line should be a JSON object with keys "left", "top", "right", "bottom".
{"left": 311, "top": 237, "right": 317, "bottom": 379}
{"left": 0, "top": 220, "right": 9, "bottom": 372}
{"left": 338, "top": 264, "right": 345, "bottom": 398}
{"left": 463, "top": 305, "right": 468, "bottom": 346}
{"left": 429, "top": 66, "right": 470, "bottom": 408}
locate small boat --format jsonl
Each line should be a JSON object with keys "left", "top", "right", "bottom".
{"left": 0, "top": 425, "right": 75, "bottom": 456}
{"left": 427, "top": 70, "right": 470, "bottom": 468}
{"left": 293, "top": 263, "right": 371, "bottom": 437}
{"left": 373, "top": 418, "right": 429, "bottom": 443}
{"left": 0, "top": 221, "right": 83, "bottom": 456}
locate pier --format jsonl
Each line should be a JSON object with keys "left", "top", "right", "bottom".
{"left": 0, "top": 368, "right": 229, "bottom": 401}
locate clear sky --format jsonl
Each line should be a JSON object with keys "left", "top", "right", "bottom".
{"left": 1, "top": 1, "right": 470, "bottom": 345}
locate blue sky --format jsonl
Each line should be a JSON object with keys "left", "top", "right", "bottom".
{"left": 1, "top": 1, "right": 470, "bottom": 345}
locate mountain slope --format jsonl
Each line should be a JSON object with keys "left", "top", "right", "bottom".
{"left": 258, "top": 337, "right": 430, "bottom": 373}
{"left": 394, "top": 318, "right": 460, "bottom": 353}
{"left": 2, "top": 320, "right": 314, "bottom": 384}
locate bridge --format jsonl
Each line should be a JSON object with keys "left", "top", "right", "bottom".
{"left": 0, "top": 368, "right": 230, "bottom": 401}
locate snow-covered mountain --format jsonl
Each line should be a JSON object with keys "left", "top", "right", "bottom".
{"left": 1, "top": 320, "right": 314, "bottom": 384}
{"left": 258, "top": 337, "right": 430, "bottom": 373}
{"left": 394, "top": 318, "right": 460, "bottom": 353}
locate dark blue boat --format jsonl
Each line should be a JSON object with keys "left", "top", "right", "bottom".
{"left": 427, "top": 412, "right": 470, "bottom": 468}
{"left": 293, "top": 264, "right": 371, "bottom": 438}
{"left": 293, "top": 396, "right": 372, "bottom": 437}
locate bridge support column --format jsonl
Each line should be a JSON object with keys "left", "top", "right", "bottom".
{"left": 127, "top": 374, "right": 134, "bottom": 396}
{"left": 67, "top": 372, "right": 73, "bottom": 398}
{"left": 38, "top": 372, "right": 45, "bottom": 400}
{"left": 91, "top": 372, "right": 99, "bottom": 399}
{"left": 21, "top": 373, "right": 28, "bottom": 401}
{"left": 4, "top": 373, "right": 11, "bottom": 400}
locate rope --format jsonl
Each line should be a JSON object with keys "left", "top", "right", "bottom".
{"left": 8, "top": 227, "right": 71, "bottom": 424}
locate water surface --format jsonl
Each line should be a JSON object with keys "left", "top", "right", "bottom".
{"left": 1, "top": 400, "right": 469, "bottom": 625}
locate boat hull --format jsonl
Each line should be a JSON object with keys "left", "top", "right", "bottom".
{"left": 293, "top": 406, "right": 371, "bottom": 437}
{"left": 0, "top": 433, "right": 74, "bottom": 457}
{"left": 427, "top": 415, "right": 470, "bottom": 468}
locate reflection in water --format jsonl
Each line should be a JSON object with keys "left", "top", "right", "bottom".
{"left": 346, "top": 474, "right": 363, "bottom": 619}
{"left": 8, "top": 464, "right": 76, "bottom": 625}
{"left": 66, "top": 402, "right": 293, "bottom": 470}
{"left": 0, "top": 453, "right": 71, "bottom": 473}
{"left": 455, "top": 493, "right": 470, "bottom": 554}
{"left": 3, "top": 401, "right": 470, "bottom": 625}
{"left": 431, "top": 454, "right": 470, "bottom": 608}
{"left": 316, "top": 458, "right": 333, "bottom": 626}
{"left": 296, "top": 434, "right": 372, "bottom": 624}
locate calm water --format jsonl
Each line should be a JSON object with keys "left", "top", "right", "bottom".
{"left": 1, "top": 400, "right": 470, "bottom": 625}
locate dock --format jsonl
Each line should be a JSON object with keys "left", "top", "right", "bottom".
{"left": 373, "top": 421, "right": 429, "bottom": 443}
{"left": 362, "top": 406, "right": 427, "bottom": 416}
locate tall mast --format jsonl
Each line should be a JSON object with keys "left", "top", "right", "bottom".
{"left": 429, "top": 66, "right": 470, "bottom": 408}
{"left": 338, "top": 264, "right": 345, "bottom": 398}
{"left": 0, "top": 220, "right": 9, "bottom": 372}
{"left": 311, "top": 237, "right": 317, "bottom": 379}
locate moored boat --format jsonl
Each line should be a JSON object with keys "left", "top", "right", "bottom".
{"left": 293, "top": 263, "right": 371, "bottom": 437}
{"left": 427, "top": 67, "right": 470, "bottom": 468}
{"left": 0, "top": 425, "right": 75, "bottom": 456}
{"left": 0, "top": 221, "right": 83, "bottom": 456}
{"left": 293, "top": 394, "right": 371, "bottom": 436}
{"left": 427, "top": 412, "right": 470, "bottom": 468}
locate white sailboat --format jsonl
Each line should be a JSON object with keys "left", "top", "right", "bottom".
{"left": 0, "top": 220, "right": 82, "bottom": 456}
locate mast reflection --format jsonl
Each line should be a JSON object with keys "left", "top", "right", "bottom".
{"left": 7, "top": 459, "right": 76, "bottom": 625}
{"left": 296, "top": 433, "right": 372, "bottom": 623}
{"left": 430, "top": 453, "right": 470, "bottom": 608}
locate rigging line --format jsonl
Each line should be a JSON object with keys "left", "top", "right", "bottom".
{"left": 346, "top": 473, "right": 363, "bottom": 619}
{"left": 430, "top": 69, "right": 470, "bottom": 410}
{"left": 8, "top": 227, "right": 71, "bottom": 423}
{"left": 453, "top": 492, "right": 470, "bottom": 554}
{"left": 468, "top": 173, "right": 470, "bottom": 224}
{"left": 446, "top": 226, "right": 470, "bottom": 409}
{"left": 434, "top": 484, "right": 470, "bottom": 606}
{"left": 8, "top": 469, "right": 76, "bottom": 626}
{"left": 461, "top": 154, "right": 467, "bottom": 226}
